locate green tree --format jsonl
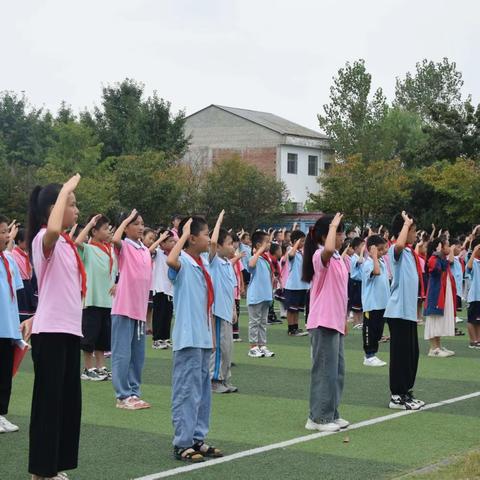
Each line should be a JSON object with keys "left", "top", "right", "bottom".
{"left": 308, "top": 155, "right": 410, "bottom": 228}
{"left": 200, "top": 156, "right": 287, "bottom": 231}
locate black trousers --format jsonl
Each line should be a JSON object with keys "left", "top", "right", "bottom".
{"left": 0, "top": 338, "right": 14, "bottom": 415}
{"left": 362, "top": 309, "right": 386, "bottom": 356}
{"left": 233, "top": 299, "right": 240, "bottom": 336}
{"left": 29, "top": 333, "right": 82, "bottom": 477}
{"left": 152, "top": 292, "right": 173, "bottom": 341}
{"left": 387, "top": 318, "right": 419, "bottom": 396}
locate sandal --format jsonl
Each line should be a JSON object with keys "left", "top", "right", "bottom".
{"left": 193, "top": 441, "right": 223, "bottom": 458}
{"left": 174, "top": 446, "right": 205, "bottom": 463}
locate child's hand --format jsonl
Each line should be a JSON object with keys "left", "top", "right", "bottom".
{"left": 473, "top": 244, "right": 480, "bottom": 255}
{"left": 181, "top": 218, "right": 193, "bottom": 238}
{"left": 89, "top": 214, "right": 103, "bottom": 227}
{"left": 19, "top": 317, "right": 33, "bottom": 342}
{"left": 69, "top": 223, "right": 78, "bottom": 239}
{"left": 7, "top": 219, "right": 17, "bottom": 231}
{"left": 370, "top": 245, "right": 378, "bottom": 258}
{"left": 294, "top": 238, "right": 302, "bottom": 250}
{"left": 158, "top": 231, "right": 170, "bottom": 243}
{"left": 62, "top": 173, "right": 81, "bottom": 193}
{"left": 436, "top": 242, "right": 442, "bottom": 253}
{"left": 218, "top": 210, "right": 225, "bottom": 221}
{"left": 330, "top": 212, "right": 344, "bottom": 228}
{"left": 9, "top": 222, "right": 19, "bottom": 241}
{"left": 239, "top": 251, "right": 247, "bottom": 258}
{"left": 401, "top": 211, "right": 413, "bottom": 227}
{"left": 126, "top": 209, "right": 138, "bottom": 223}
{"left": 378, "top": 225, "right": 383, "bottom": 234}
{"left": 109, "top": 285, "right": 117, "bottom": 297}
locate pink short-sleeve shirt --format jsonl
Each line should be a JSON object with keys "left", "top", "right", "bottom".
{"left": 31, "top": 229, "right": 83, "bottom": 336}
{"left": 307, "top": 246, "right": 349, "bottom": 334}
{"left": 111, "top": 239, "right": 152, "bottom": 321}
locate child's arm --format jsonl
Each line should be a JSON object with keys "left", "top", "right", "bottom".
{"left": 167, "top": 218, "right": 192, "bottom": 271}
{"left": 7, "top": 222, "right": 18, "bottom": 251}
{"left": 370, "top": 246, "right": 381, "bottom": 275}
{"left": 394, "top": 211, "right": 413, "bottom": 259}
{"left": 111, "top": 209, "right": 137, "bottom": 250}
{"left": 429, "top": 223, "right": 436, "bottom": 241}
{"left": 248, "top": 241, "right": 269, "bottom": 269}
{"left": 43, "top": 174, "right": 81, "bottom": 256}
{"left": 75, "top": 214, "right": 102, "bottom": 249}
{"left": 357, "top": 243, "right": 366, "bottom": 264}
{"left": 230, "top": 251, "right": 246, "bottom": 265}
{"left": 321, "top": 212, "right": 343, "bottom": 265}
{"left": 467, "top": 244, "right": 480, "bottom": 270}
{"left": 448, "top": 243, "right": 455, "bottom": 265}
{"left": 288, "top": 238, "right": 302, "bottom": 258}
{"left": 69, "top": 223, "right": 78, "bottom": 239}
{"left": 209, "top": 210, "right": 225, "bottom": 261}
{"left": 148, "top": 231, "right": 170, "bottom": 254}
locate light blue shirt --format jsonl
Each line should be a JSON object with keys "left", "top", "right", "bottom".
{"left": 247, "top": 256, "right": 273, "bottom": 305}
{"left": 467, "top": 259, "right": 480, "bottom": 302}
{"left": 350, "top": 253, "right": 363, "bottom": 281}
{"left": 239, "top": 243, "right": 251, "bottom": 269}
{"left": 285, "top": 251, "right": 310, "bottom": 290}
{"left": 361, "top": 257, "right": 390, "bottom": 312}
{"left": 0, "top": 252, "right": 24, "bottom": 339}
{"left": 384, "top": 245, "right": 419, "bottom": 322}
{"left": 168, "top": 252, "right": 213, "bottom": 351}
{"left": 452, "top": 257, "right": 464, "bottom": 298}
{"left": 209, "top": 254, "right": 237, "bottom": 323}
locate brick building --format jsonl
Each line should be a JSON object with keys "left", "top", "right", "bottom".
{"left": 183, "top": 104, "right": 333, "bottom": 209}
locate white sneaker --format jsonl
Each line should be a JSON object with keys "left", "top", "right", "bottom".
{"left": 0, "top": 415, "right": 19, "bottom": 433}
{"left": 248, "top": 347, "right": 264, "bottom": 358}
{"left": 259, "top": 346, "right": 275, "bottom": 357}
{"left": 305, "top": 418, "right": 340, "bottom": 432}
{"left": 363, "top": 356, "right": 387, "bottom": 367}
{"left": 428, "top": 348, "right": 450, "bottom": 358}
{"left": 455, "top": 316, "right": 464, "bottom": 323}
{"left": 334, "top": 418, "right": 350, "bottom": 429}
{"left": 440, "top": 346, "right": 455, "bottom": 356}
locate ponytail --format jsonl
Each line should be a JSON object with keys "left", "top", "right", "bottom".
{"left": 302, "top": 214, "right": 344, "bottom": 283}
{"left": 27, "top": 183, "right": 62, "bottom": 254}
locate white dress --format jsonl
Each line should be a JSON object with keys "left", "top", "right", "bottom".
{"left": 424, "top": 275, "right": 456, "bottom": 339}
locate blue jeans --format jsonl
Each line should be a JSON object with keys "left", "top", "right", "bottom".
{"left": 172, "top": 347, "right": 211, "bottom": 448}
{"left": 111, "top": 315, "right": 146, "bottom": 400}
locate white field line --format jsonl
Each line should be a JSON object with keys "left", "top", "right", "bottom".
{"left": 133, "top": 391, "right": 480, "bottom": 480}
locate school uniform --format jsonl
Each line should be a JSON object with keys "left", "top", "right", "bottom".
{"left": 307, "top": 248, "right": 349, "bottom": 424}
{"left": 284, "top": 251, "right": 310, "bottom": 311}
{"left": 384, "top": 245, "right": 421, "bottom": 397}
{"left": 452, "top": 256, "right": 465, "bottom": 311}
{"left": 169, "top": 252, "right": 213, "bottom": 448}
{"left": 348, "top": 253, "right": 363, "bottom": 312}
{"left": 361, "top": 257, "right": 390, "bottom": 357}
{"left": 0, "top": 251, "right": 24, "bottom": 416}
{"left": 11, "top": 246, "right": 37, "bottom": 321}
{"left": 247, "top": 256, "right": 273, "bottom": 345}
{"left": 239, "top": 243, "right": 252, "bottom": 284}
{"left": 467, "top": 258, "right": 480, "bottom": 324}
{"left": 208, "top": 255, "right": 237, "bottom": 382}
{"left": 111, "top": 239, "right": 152, "bottom": 400}
{"left": 79, "top": 243, "right": 117, "bottom": 353}
{"left": 29, "top": 229, "right": 84, "bottom": 478}
{"left": 233, "top": 260, "right": 243, "bottom": 338}
{"left": 151, "top": 248, "right": 174, "bottom": 341}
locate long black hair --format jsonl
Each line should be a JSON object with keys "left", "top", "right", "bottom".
{"left": 302, "top": 214, "right": 344, "bottom": 283}
{"left": 27, "top": 183, "right": 62, "bottom": 254}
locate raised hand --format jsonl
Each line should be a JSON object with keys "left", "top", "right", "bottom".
{"left": 401, "top": 211, "right": 413, "bottom": 227}
{"left": 62, "top": 173, "right": 81, "bottom": 193}
{"left": 181, "top": 218, "right": 193, "bottom": 238}
{"left": 330, "top": 212, "right": 344, "bottom": 228}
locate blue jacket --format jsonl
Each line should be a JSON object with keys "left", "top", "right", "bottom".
{"left": 424, "top": 254, "right": 456, "bottom": 316}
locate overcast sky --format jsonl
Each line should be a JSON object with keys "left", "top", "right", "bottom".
{"left": 1, "top": 0, "right": 478, "bottom": 131}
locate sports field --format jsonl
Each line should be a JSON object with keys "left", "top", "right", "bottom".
{"left": 3, "top": 305, "right": 480, "bottom": 480}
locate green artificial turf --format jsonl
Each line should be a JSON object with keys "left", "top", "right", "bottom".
{"left": 2, "top": 306, "right": 479, "bottom": 480}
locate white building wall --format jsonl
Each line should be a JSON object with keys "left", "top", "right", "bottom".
{"left": 278, "top": 145, "right": 329, "bottom": 205}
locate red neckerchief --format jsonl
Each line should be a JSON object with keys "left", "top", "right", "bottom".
{"left": 90, "top": 240, "right": 113, "bottom": 274}
{"left": 192, "top": 255, "right": 214, "bottom": 327}
{"left": 407, "top": 244, "right": 425, "bottom": 298}
{"left": 60, "top": 233, "right": 87, "bottom": 299}
{"left": 0, "top": 251, "right": 15, "bottom": 299}
{"left": 14, "top": 246, "right": 32, "bottom": 278}
{"left": 459, "top": 257, "right": 465, "bottom": 273}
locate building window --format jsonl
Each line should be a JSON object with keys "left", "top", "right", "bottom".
{"left": 287, "top": 153, "right": 298, "bottom": 174}
{"left": 308, "top": 155, "right": 318, "bottom": 176}
{"left": 324, "top": 161, "right": 332, "bottom": 171}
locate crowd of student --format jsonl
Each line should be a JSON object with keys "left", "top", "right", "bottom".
{"left": 1, "top": 173, "right": 480, "bottom": 478}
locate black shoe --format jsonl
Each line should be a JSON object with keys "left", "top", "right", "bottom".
{"left": 288, "top": 328, "right": 309, "bottom": 337}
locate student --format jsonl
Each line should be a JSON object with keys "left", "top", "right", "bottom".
{"left": 384, "top": 212, "right": 425, "bottom": 411}
{"left": 284, "top": 230, "right": 310, "bottom": 336}
{"left": 247, "top": 230, "right": 275, "bottom": 358}
{"left": 0, "top": 216, "right": 30, "bottom": 434}
{"left": 423, "top": 238, "right": 456, "bottom": 357}
{"left": 239, "top": 233, "right": 252, "bottom": 286}
{"left": 466, "top": 238, "right": 480, "bottom": 348}
{"left": 27, "top": 174, "right": 84, "bottom": 480}
{"left": 415, "top": 235, "right": 428, "bottom": 325}
{"left": 209, "top": 215, "right": 238, "bottom": 394}
{"left": 267, "top": 242, "right": 283, "bottom": 325}
{"left": 170, "top": 214, "right": 182, "bottom": 241}
{"left": 142, "top": 228, "right": 157, "bottom": 335}
{"left": 348, "top": 237, "right": 365, "bottom": 328}
{"left": 11, "top": 227, "right": 37, "bottom": 322}
{"left": 361, "top": 235, "right": 390, "bottom": 367}
{"left": 167, "top": 216, "right": 223, "bottom": 462}
{"left": 75, "top": 214, "right": 118, "bottom": 381}
{"left": 111, "top": 209, "right": 152, "bottom": 410}
{"left": 230, "top": 234, "right": 245, "bottom": 342}
{"left": 450, "top": 238, "right": 465, "bottom": 322}
{"left": 151, "top": 229, "right": 176, "bottom": 350}
{"left": 302, "top": 213, "right": 350, "bottom": 433}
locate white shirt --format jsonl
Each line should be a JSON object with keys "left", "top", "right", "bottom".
{"left": 151, "top": 248, "right": 173, "bottom": 297}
